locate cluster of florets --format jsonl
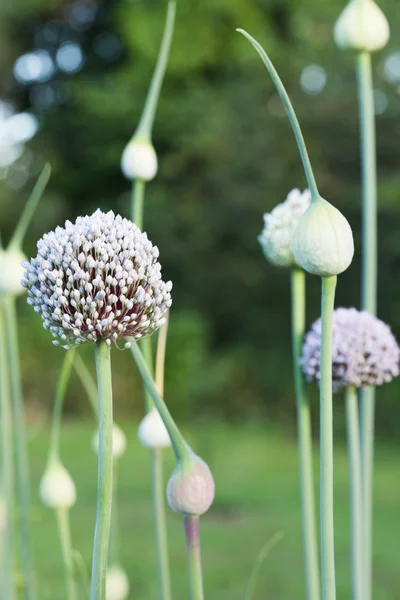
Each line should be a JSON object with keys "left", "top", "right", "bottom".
{"left": 22, "top": 210, "right": 172, "bottom": 349}
{"left": 302, "top": 308, "right": 400, "bottom": 390}
{"left": 258, "top": 188, "right": 311, "bottom": 268}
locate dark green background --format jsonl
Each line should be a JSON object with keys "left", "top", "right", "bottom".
{"left": 1, "top": 0, "right": 400, "bottom": 435}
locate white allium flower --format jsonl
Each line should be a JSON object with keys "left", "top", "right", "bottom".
{"left": 138, "top": 407, "right": 171, "bottom": 449}
{"left": 292, "top": 197, "right": 354, "bottom": 277}
{"left": 121, "top": 137, "right": 158, "bottom": 182}
{"left": 0, "top": 247, "right": 27, "bottom": 298}
{"left": 106, "top": 566, "right": 130, "bottom": 600}
{"left": 40, "top": 461, "right": 76, "bottom": 509}
{"left": 167, "top": 454, "right": 215, "bottom": 516}
{"left": 22, "top": 210, "right": 172, "bottom": 349}
{"left": 92, "top": 424, "right": 127, "bottom": 459}
{"left": 334, "top": 0, "right": 390, "bottom": 53}
{"left": 258, "top": 188, "right": 311, "bottom": 268}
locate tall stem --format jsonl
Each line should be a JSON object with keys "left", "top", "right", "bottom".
{"left": 152, "top": 448, "right": 171, "bottom": 600}
{"left": 132, "top": 179, "right": 146, "bottom": 231}
{"left": 0, "top": 304, "right": 16, "bottom": 600}
{"left": 320, "top": 275, "right": 337, "bottom": 600}
{"left": 56, "top": 508, "right": 77, "bottom": 600}
{"left": 236, "top": 29, "right": 319, "bottom": 199}
{"left": 3, "top": 297, "right": 36, "bottom": 600}
{"left": 356, "top": 51, "right": 377, "bottom": 600}
{"left": 91, "top": 340, "right": 114, "bottom": 600}
{"left": 291, "top": 269, "right": 320, "bottom": 600}
{"left": 49, "top": 349, "right": 76, "bottom": 461}
{"left": 73, "top": 352, "right": 98, "bottom": 417}
{"left": 108, "top": 460, "right": 120, "bottom": 567}
{"left": 345, "top": 386, "right": 364, "bottom": 600}
{"left": 184, "top": 516, "right": 204, "bottom": 600}
{"left": 130, "top": 340, "right": 190, "bottom": 463}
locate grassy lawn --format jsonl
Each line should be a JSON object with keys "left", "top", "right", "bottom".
{"left": 28, "top": 421, "right": 399, "bottom": 599}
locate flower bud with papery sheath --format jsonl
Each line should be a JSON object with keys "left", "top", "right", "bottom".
{"left": 121, "top": 137, "right": 158, "bottom": 182}
{"left": 167, "top": 453, "right": 215, "bottom": 517}
{"left": 106, "top": 566, "right": 130, "bottom": 600}
{"left": 138, "top": 407, "right": 171, "bottom": 449}
{"left": 334, "top": 0, "right": 390, "bottom": 53}
{"left": 0, "top": 247, "right": 27, "bottom": 298}
{"left": 92, "top": 424, "right": 127, "bottom": 459}
{"left": 39, "top": 460, "right": 76, "bottom": 510}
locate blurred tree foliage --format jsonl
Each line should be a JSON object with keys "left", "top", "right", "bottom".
{"left": 1, "top": 0, "right": 400, "bottom": 436}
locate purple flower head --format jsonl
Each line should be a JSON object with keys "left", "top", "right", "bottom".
{"left": 302, "top": 307, "right": 400, "bottom": 391}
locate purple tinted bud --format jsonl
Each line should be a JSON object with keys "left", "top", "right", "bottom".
{"left": 301, "top": 307, "right": 400, "bottom": 390}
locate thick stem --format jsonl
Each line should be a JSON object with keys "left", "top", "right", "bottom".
{"left": 345, "top": 386, "right": 364, "bottom": 600}
{"left": 135, "top": 1, "right": 177, "bottom": 139}
{"left": 49, "top": 349, "right": 76, "bottom": 462}
{"left": 152, "top": 448, "right": 172, "bottom": 600}
{"left": 184, "top": 516, "right": 204, "bottom": 600}
{"left": 3, "top": 297, "right": 36, "bottom": 600}
{"left": 236, "top": 29, "right": 319, "bottom": 199}
{"left": 132, "top": 179, "right": 146, "bottom": 230}
{"left": 91, "top": 340, "right": 114, "bottom": 600}
{"left": 320, "top": 275, "right": 337, "bottom": 600}
{"left": 56, "top": 508, "right": 77, "bottom": 600}
{"left": 291, "top": 269, "right": 320, "bottom": 600}
{"left": 130, "top": 340, "right": 190, "bottom": 463}
{"left": 0, "top": 304, "right": 16, "bottom": 600}
{"left": 356, "top": 51, "right": 377, "bottom": 600}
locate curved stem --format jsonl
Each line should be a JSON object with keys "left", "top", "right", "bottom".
{"left": 136, "top": 1, "right": 177, "bottom": 139}
{"left": 244, "top": 532, "right": 284, "bottom": 600}
{"left": 49, "top": 349, "right": 76, "bottom": 462}
{"left": 130, "top": 340, "right": 190, "bottom": 463}
{"left": 3, "top": 297, "right": 36, "bottom": 600}
{"left": 152, "top": 448, "right": 172, "bottom": 600}
{"left": 73, "top": 352, "right": 98, "bottom": 417}
{"left": 345, "top": 386, "right": 364, "bottom": 600}
{"left": 356, "top": 51, "right": 377, "bottom": 600}
{"left": 320, "top": 275, "right": 337, "bottom": 600}
{"left": 184, "top": 516, "right": 204, "bottom": 600}
{"left": 56, "top": 508, "right": 77, "bottom": 600}
{"left": 291, "top": 269, "right": 320, "bottom": 600}
{"left": 236, "top": 29, "right": 319, "bottom": 199}
{"left": 0, "top": 304, "right": 16, "bottom": 600}
{"left": 8, "top": 164, "right": 51, "bottom": 251}
{"left": 91, "top": 340, "right": 114, "bottom": 600}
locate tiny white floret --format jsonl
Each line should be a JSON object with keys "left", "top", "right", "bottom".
{"left": 92, "top": 424, "right": 127, "bottom": 459}
{"left": 106, "top": 566, "right": 130, "bottom": 600}
{"left": 39, "top": 460, "right": 76, "bottom": 509}
{"left": 0, "top": 247, "right": 27, "bottom": 298}
{"left": 138, "top": 407, "right": 171, "bottom": 449}
{"left": 334, "top": 0, "right": 390, "bottom": 53}
{"left": 121, "top": 137, "right": 158, "bottom": 181}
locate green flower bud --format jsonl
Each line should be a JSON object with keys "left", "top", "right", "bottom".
{"left": 292, "top": 197, "right": 354, "bottom": 277}
{"left": 334, "top": 0, "right": 390, "bottom": 53}
{"left": 121, "top": 137, "right": 158, "bottom": 182}
{"left": 167, "top": 454, "right": 215, "bottom": 517}
{"left": 0, "top": 247, "right": 27, "bottom": 298}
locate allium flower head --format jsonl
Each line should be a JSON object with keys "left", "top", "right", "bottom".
{"left": 23, "top": 210, "right": 172, "bottom": 349}
{"left": 302, "top": 307, "right": 400, "bottom": 390}
{"left": 258, "top": 188, "right": 310, "bottom": 268}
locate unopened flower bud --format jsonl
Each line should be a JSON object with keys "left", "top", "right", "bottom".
{"left": 138, "top": 407, "right": 171, "bottom": 449}
{"left": 106, "top": 566, "right": 130, "bottom": 600}
{"left": 92, "top": 424, "right": 127, "bottom": 459}
{"left": 39, "top": 460, "right": 76, "bottom": 509}
{"left": 292, "top": 197, "right": 354, "bottom": 277}
{"left": 334, "top": 0, "right": 390, "bottom": 53}
{"left": 121, "top": 137, "right": 158, "bottom": 181}
{"left": 167, "top": 454, "right": 215, "bottom": 516}
{"left": 0, "top": 247, "right": 27, "bottom": 298}
{"left": 258, "top": 188, "right": 311, "bottom": 268}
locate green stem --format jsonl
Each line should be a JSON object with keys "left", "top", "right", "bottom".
{"left": 291, "top": 269, "right": 320, "bottom": 600}
{"left": 3, "top": 297, "right": 36, "bottom": 600}
{"left": 130, "top": 340, "right": 190, "bottom": 463}
{"left": 0, "top": 304, "right": 16, "bottom": 600}
{"left": 142, "top": 336, "right": 155, "bottom": 412}
{"left": 91, "top": 340, "right": 114, "bottom": 600}
{"left": 244, "top": 532, "right": 284, "bottom": 600}
{"left": 73, "top": 352, "right": 98, "bottom": 417}
{"left": 184, "top": 516, "right": 204, "bottom": 600}
{"left": 108, "top": 460, "right": 120, "bottom": 567}
{"left": 236, "top": 29, "right": 319, "bottom": 199}
{"left": 49, "top": 350, "right": 76, "bottom": 462}
{"left": 8, "top": 164, "right": 51, "bottom": 251}
{"left": 320, "top": 275, "right": 337, "bottom": 600}
{"left": 356, "top": 51, "right": 377, "bottom": 600}
{"left": 132, "top": 179, "right": 146, "bottom": 230}
{"left": 56, "top": 508, "right": 77, "bottom": 600}
{"left": 152, "top": 448, "right": 172, "bottom": 600}
{"left": 136, "top": 1, "right": 177, "bottom": 139}
{"left": 345, "top": 386, "right": 364, "bottom": 600}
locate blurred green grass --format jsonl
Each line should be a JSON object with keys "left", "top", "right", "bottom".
{"left": 29, "top": 421, "right": 399, "bottom": 599}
